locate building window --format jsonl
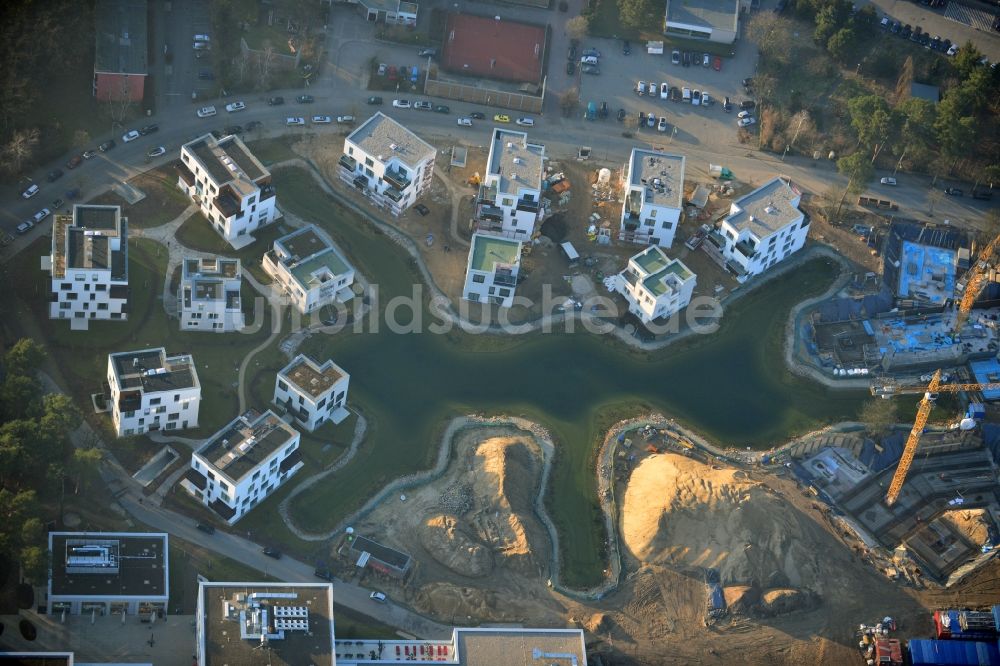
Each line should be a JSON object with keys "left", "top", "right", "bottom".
{"left": 365, "top": 157, "right": 374, "bottom": 168}
{"left": 472, "top": 274, "right": 485, "bottom": 283}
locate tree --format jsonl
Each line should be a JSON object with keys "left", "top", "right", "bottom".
{"left": 813, "top": 4, "right": 845, "bottom": 45}
{"left": 935, "top": 92, "right": 977, "bottom": 169}
{"left": 2, "top": 127, "right": 39, "bottom": 174}
{"left": 826, "top": 26, "right": 856, "bottom": 63}
{"left": 847, "top": 95, "right": 896, "bottom": 162}
{"left": 860, "top": 398, "right": 898, "bottom": 436}
{"left": 952, "top": 41, "right": 982, "bottom": 81}
{"left": 566, "top": 16, "right": 588, "bottom": 41}
{"left": 894, "top": 56, "right": 914, "bottom": 106}
{"left": 618, "top": 0, "right": 653, "bottom": 31}
{"left": 71, "top": 129, "right": 91, "bottom": 149}
{"left": 897, "top": 98, "right": 937, "bottom": 166}
{"left": 560, "top": 87, "right": 580, "bottom": 117}
{"left": 4, "top": 338, "right": 45, "bottom": 376}
{"left": 835, "top": 151, "right": 875, "bottom": 218}
{"left": 746, "top": 13, "right": 793, "bottom": 66}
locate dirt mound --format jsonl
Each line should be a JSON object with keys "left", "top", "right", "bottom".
{"left": 759, "top": 588, "right": 817, "bottom": 616}
{"left": 420, "top": 514, "right": 493, "bottom": 578}
{"left": 583, "top": 612, "right": 611, "bottom": 633}
{"left": 943, "top": 509, "right": 991, "bottom": 545}
{"left": 723, "top": 585, "right": 759, "bottom": 614}
{"left": 621, "top": 453, "right": 821, "bottom": 587}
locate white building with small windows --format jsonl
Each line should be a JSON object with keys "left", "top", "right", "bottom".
{"left": 43, "top": 205, "right": 129, "bottom": 330}
{"left": 273, "top": 354, "right": 350, "bottom": 432}
{"left": 262, "top": 225, "right": 356, "bottom": 315}
{"left": 106, "top": 348, "right": 201, "bottom": 437}
{"left": 178, "top": 257, "right": 245, "bottom": 332}
{"left": 620, "top": 149, "right": 684, "bottom": 248}
{"left": 463, "top": 233, "right": 522, "bottom": 307}
{"left": 615, "top": 246, "right": 696, "bottom": 324}
{"left": 180, "top": 410, "right": 303, "bottom": 524}
{"left": 338, "top": 112, "right": 435, "bottom": 216}
{"left": 177, "top": 133, "right": 276, "bottom": 248}
{"left": 475, "top": 128, "right": 545, "bottom": 239}
{"left": 706, "top": 176, "right": 809, "bottom": 283}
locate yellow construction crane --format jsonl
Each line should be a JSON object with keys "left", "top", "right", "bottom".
{"left": 876, "top": 371, "right": 1000, "bottom": 506}
{"left": 954, "top": 232, "right": 1000, "bottom": 333}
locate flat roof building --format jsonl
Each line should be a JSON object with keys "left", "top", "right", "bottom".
{"left": 94, "top": 0, "right": 147, "bottom": 102}
{"left": 47, "top": 532, "right": 168, "bottom": 617}
{"left": 177, "top": 133, "right": 276, "bottom": 249}
{"left": 45, "top": 205, "right": 129, "bottom": 331}
{"left": 340, "top": 113, "right": 436, "bottom": 216}
{"left": 179, "top": 256, "right": 245, "bottom": 332}
{"left": 263, "top": 225, "right": 355, "bottom": 315}
{"left": 274, "top": 354, "right": 350, "bottom": 432}
{"left": 620, "top": 149, "right": 684, "bottom": 248}
{"left": 463, "top": 233, "right": 522, "bottom": 308}
{"left": 475, "top": 128, "right": 545, "bottom": 239}
{"left": 182, "top": 410, "right": 303, "bottom": 524}
{"left": 664, "top": 0, "right": 742, "bottom": 44}
{"left": 196, "top": 582, "right": 336, "bottom": 666}
{"left": 106, "top": 348, "right": 201, "bottom": 437}
{"left": 615, "top": 246, "right": 696, "bottom": 324}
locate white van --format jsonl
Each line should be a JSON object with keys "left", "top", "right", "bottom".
{"left": 580, "top": 55, "right": 599, "bottom": 66}
{"left": 682, "top": 87, "right": 691, "bottom": 102}
{"left": 196, "top": 106, "right": 217, "bottom": 118}
{"left": 193, "top": 34, "right": 210, "bottom": 42}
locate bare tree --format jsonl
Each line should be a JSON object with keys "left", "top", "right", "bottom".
{"left": 3, "top": 127, "right": 40, "bottom": 174}
{"left": 107, "top": 76, "right": 135, "bottom": 129}
{"left": 860, "top": 398, "right": 897, "bottom": 437}
{"left": 565, "top": 16, "right": 588, "bottom": 41}
{"left": 559, "top": 87, "right": 580, "bottom": 117}
{"left": 71, "top": 129, "right": 91, "bottom": 149}
{"left": 256, "top": 47, "right": 276, "bottom": 90}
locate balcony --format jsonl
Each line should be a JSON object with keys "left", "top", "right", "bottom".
{"left": 213, "top": 191, "right": 241, "bottom": 219}
{"left": 225, "top": 290, "right": 241, "bottom": 310}
{"left": 477, "top": 204, "right": 504, "bottom": 222}
{"left": 622, "top": 211, "right": 640, "bottom": 230}
{"left": 734, "top": 240, "right": 756, "bottom": 260}
{"left": 353, "top": 174, "right": 369, "bottom": 190}
{"left": 516, "top": 198, "right": 540, "bottom": 214}
{"left": 382, "top": 168, "right": 411, "bottom": 191}
{"left": 339, "top": 154, "right": 357, "bottom": 172}
{"left": 259, "top": 184, "right": 276, "bottom": 203}
{"left": 477, "top": 183, "right": 499, "bottom": 204}
{"left": 175, "top": 163, "right": 196, "bottom": 187}
{"left": 384, "top": 186, "right": 404, "bottom": 203}
{"left": 494, "top": 268, "right": 517, "bottom": 287}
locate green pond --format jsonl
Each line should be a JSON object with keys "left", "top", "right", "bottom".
{"left": 274, "top": 168, "right": 868, "bottom": 588}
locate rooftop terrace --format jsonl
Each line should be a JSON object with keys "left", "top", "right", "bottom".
{"left": 347, "top": 113, "right": 435, "bottom": 170}
{"left": 626, "top": 150, "right": 684, "bottom": 210}
{"left": 184, "top": 134, "right": 268, "bottom": 190}
{"left": 110, "top": 348, "right": 198, "bottom": 394}
{"left": 50, "top": 206, "right": 127, "bottom": 279}
{"left": 49, "top": 532, "right": 167, "bottom": 599}
{"left": 724, "top": 176, "right": 803, "bottom": 239}
{"left": 487, "top": 129, "right": 544, "bottom": 196}
{"left": 280, "top": 355, "right": 346, "bottom": 399}
{"left": 197, "top": 411, "right": 298, "bottom": 482}
{"left": 469, "top": 234, "right": 521, "bottom": 273}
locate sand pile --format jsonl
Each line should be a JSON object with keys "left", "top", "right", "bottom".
{"left": 420, "top": 514, "right": 493, "bottom": 578}
{"left": 943, "top": 509, "right": 991, "bottom": 545}
{"left": 622, "top": 453, "right": 821, "bottom": 587}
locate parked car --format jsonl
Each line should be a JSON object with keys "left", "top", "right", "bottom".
{"left": 702, "top": 53, "right": 710, "bottom": 67}
{"left": 599, "top": 102, "right": 608, "bottom": 119}
{"left": 414, "top": 204, "right": 430, "bottom": 216}
{"left": 580, "top": 55, "right": 598, "bottom": 66}
{"left": 313, "top": 567, "right": 334, "bottom": 581}
{"left": 417, "top": 48, "right": 436, "bottom": 58}
{"left": 392, "top": 99, "right": 411, "bottom": 108}
{"left": 646, "top": 113, "right": 656, "bottom": 127}
{"left": 944, "top": 187, "right": 963, "bottom": 196}
{"left": 738, "top": 110, "right": 752, "bottom": 119}
{"left": 32, "top": 208, "right": 51, "bottom": 223}
{"left": 312, "top": 115, "right": 332, "bottom": 124}
{"left": 682, "top": 51, "right": 690, "bottom": 67}
{"left": 682, "top": 87, "right": 691, "bottom": 102}
{"left": 723, "top": 96, "right": 732, "bottom": 112}
{"left": 262, "top": 547, "right": 282, "bottom": 559}
{"left": 369, "top": 591, "right": 388, "bottom": 603}
{"left": 738, "top": 116, "right": 757, "bottom": 127}
{"left": 582, "top": 48, "right": 601, "bottom": 58}
{"left": 286, "top": 117, "right": 305, "bottom": 126}
{"left": 413, "top": 101, "right": 432, "bottom": 110}
{"left": 139, "top": 124, "right": 159, "bottom": 136}
{"left": 196, "top": 523, "right": 215, "bottom": 534}
{"left": 740, "top": 100, "right": 756, "bottom": 110}
{"left": 566, "top": 60, "right": 575, "bottom": 75}
{"left": 193, "top": 33, "right": 210, "bottom": 42}
{"left": 65, "top": 188, "right": 81, "bottom": 200}
{"left": 657, "top": 116, "right": 668, "bottom": 132}
{"left": 434, "top": 105, "right": 450, "bottom": 114}
{"left": 702, "top": 92, "right": 713, "bottom": 106}
{"left": 367, "top": 96, "right": 384, "bottom": 105}
{"left": 457, "top": 117, "right": 473, "bottom": 127}
{"left": 669, "top": 86, "right": 680, "bottom": 102}
{"left": 671, "top": 49, "right": 681, "bottom": 65}
{"left": 692, "top": 90, "right": 701, "bottom": 106}
{"left": 122, "top": 130, "right": 140, "bottom": 142}
{"left": 581, "top": 64, "right": 600, "bottom": 75}
{"left": 567, "top": 43, "right": 578, "bottom": 60}
{"left": 225, "top": 101, "right": 246, "bottom": 112}
{"left": 197, "top": 106, "right": 217, "bottom": 118}
{"left": 47, "top": 168, "right": 64, "bottom": 182}
{"left": 15, "top": 220, "right": 33, "bottom": 234}
{"left": 267, "top": 96, "right": 285, "bottom": 105}
{"left": 880, "top": 177, "right": 897, "bottom": 186}
{"left": 516, "top": 117, "right": 535, "bottom": 127}
{"left": 660, "top": 82, "right": 669, "bottom": 99}
{"left": 336, "top": 115, "right": 355, "bottom": 124}
{"left": 51, "top": 198, "right": 64, "bottom": 209}
{"left": 622, "top": 39, "right": 631, "bottom": 55}
{"left": 947, "top": 44, "right": 959, "bottom": 56}
{"left": 616, "top": 108, "right": 626, "bottom": 121}
{"left": 147, "top": 146, "right": 166, "bottom": 158}
{"left": 296, "top": 95, "right": 314, "bottom": 103}
{"left": 469, "top": 112, "right": 485, "bottom": 120}
{"left": 82, "top": 150, "right": 97, "bottom": 160}
{"left": 494, "top": 114, "right": 510, "bottom": 123}
{"left": 99, "top": 139, "right": 117, "bottom": 152}
{"left": 648, "top": 82, "right": 658, "bottom": 98}
{"left": 713, "top": 56, "right": 722, "bottom": 71}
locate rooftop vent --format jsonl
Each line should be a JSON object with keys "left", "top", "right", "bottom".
{"left": 390, "top": 143, "right": 399, "bottom": 151}
{"left": 765, "top": 202, "right": 778, "bottom": 214}
{"left": 513, "top": 157, "right": 522, "bottom": 165}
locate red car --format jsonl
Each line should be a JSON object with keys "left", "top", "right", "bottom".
{"left": 713, "top": 56, "right": 722, "bottom": 71}
{"left": 387, "top": 65, "right": 397, "bottom": 81}
{"left": 65, "top": 155, "right": 83, "bottom": 169}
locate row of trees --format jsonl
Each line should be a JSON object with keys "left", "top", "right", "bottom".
{"left": 0, "top": 339, "right": 98, "bottom": 583}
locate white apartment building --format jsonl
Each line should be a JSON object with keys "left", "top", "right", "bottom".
{"left": 615, "top": 246, "right": 696, "bottom": 324}
{"left": 339, "top": 112, "right": 435, "bottom": 216}
{"left": 178, "top": 257, "right": 245, "bottom": 332}
{"left": 619, "top": 149, "right": 685, "bottom": 248}
{"left": 181, "top": 410, "right": 303, "bottom": 524}
{"left": 273, "top": 354, "right": 350, "bottom": 431}
{"left": 262, "top": 225, "right": 355, "bottom": 315}
{"left": 47, "top": 532, "right": 168, "bottom": 617}
{"left": 707, "top": 176, "right": 809, "bottom": 283}
{"left": 177, "top": 133, "right": 276, "bottom": 248}
{"left": 475, "top": 128, "right": 545, "bottom": 238}
{"left": 44, "top": 205, "right": 129, "bottom": 331}
{"left": 463, "top": 233, "right": 522, "bottom": 307}
{"left": 106, "top": 348, "right": 201, "bottom": 437}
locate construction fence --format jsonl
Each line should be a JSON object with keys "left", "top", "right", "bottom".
{"left": 424, "top": 77, "right": 544, "bottom": 114}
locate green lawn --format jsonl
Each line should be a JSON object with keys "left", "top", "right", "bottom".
{"left": 168, "top": 537, "right": 277, "bottom": 613}
{"left": 245, "top": 137, "right": 301, "bottom": 166}
{"left": 87, "top": 163, "right": 192, "bottom": 229}
{"left": 332, "top": 604, "right": 400, "bottom": 640}
{"left": 174, "top": 212, "right": 293, "bottom": 278}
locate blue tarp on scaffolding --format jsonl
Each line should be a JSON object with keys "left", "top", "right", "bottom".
{"left": 856, "top": 433, "right": 907, "bottom": 473}
{"left": 971, "top": 359, "right": 1000, "bottom": 401}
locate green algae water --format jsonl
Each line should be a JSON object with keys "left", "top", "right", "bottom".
{"left": 275, "top": 168, "right": 867, "bottom": 588}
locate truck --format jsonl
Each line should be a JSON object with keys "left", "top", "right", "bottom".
{"left": 709, "top": 164, "right": 733, "bottom": 180}
{"left": 586, "top": 102, "right": 597, "bottom": 120}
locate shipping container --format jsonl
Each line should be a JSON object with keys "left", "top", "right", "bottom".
{"left": 908, "top": 638, "right": 1000, "bottom": 666}
{"left": 875, "top": 638, "right": 903, "bottom": 666}
{"left": 934, "top": 610, "right": 999, "bottom": 640}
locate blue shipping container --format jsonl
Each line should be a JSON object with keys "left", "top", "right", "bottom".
{"left": 994, "top": 606, "right": 1000, "bottom": 633}
{"left": 908, "top": 638, "right": 1000, "bottom": 666}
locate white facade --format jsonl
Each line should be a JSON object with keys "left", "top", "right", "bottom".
{"left": 615, "top": 246, "right": 696, "bottom": 324}
{"left": 339, "top": 112, "right": 435, "bottom": 216}
{"left": 44, "top": 205, "right": 129, "bottom": 330}
{"left": 177, "top": 133, "right": 276, "bottom": 247}
{"left": 262, "top": 225, "right": 355, "bottom": 314}
{"left": 463, "top": 233, "right": 522, "bottom": 307}
{"left": 620, "top": 149, "right": 684, "bottom": 248}
{"left": 663, "top": 0, "right": 740, "bottom": 44}
{"left": 274, "top": 354, "right": 350, "bottom": 431}
{"left": 713, "top": 176, "right": 809, "bottom": 283}
{"left": 178, "top": 257, "right": 245, "bottom": 332}
{"left": 47, "top": 532, "right": 168, "bottom": 617}
{"left": 181, "top": 410, "right": 303, "bottom": 524}
{"left": 107, "top": 348, "right": 201, "bottom": 437}
{"left": 475, "top": 128, "right": 545, "bottom": 239}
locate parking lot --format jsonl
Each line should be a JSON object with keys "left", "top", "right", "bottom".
{"left": 570, "top": 35, "right": 760, "bottom": 150}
